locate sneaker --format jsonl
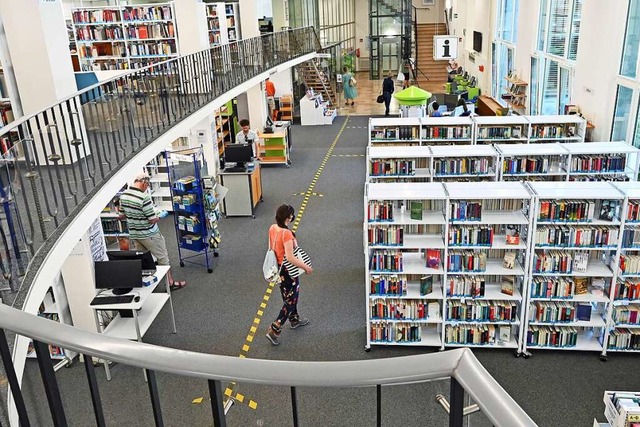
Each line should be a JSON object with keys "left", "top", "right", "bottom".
{"left": 266, "top": 329, "right": 280, "bottom": 346}
{"left": 290, "top": 317, "right": 309, "bottom": 329}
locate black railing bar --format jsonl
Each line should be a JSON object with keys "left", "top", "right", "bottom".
{"left": 0, "top": 329, "right": 30, "bottom": 426}
{"left": 208, "top": 380, "right": 226, "bottom": 427}
{"left": 82, "top": 354, "right": 106, "bottom": 427}
{"left": 33, "top": 340, "right": 67, "bottom": 427}
{"left": 376, "top": 384, "right": 381, "bottom": 427}
{"left": 0, "top": 26, "right": 317, "bottom": 140}
{"left": 145, "top": 369, "right": 164, "bottom": 427}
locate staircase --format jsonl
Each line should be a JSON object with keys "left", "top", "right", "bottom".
{"left": 415, "top": 23, "right": 449, "bottom": 86}
{"left": 298, "top": 60, "right": 337, "bottom": 106}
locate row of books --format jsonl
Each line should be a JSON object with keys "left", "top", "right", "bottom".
{"left": 433, "top": 158, "right": 491, "bottom": 176}
{"left": 370, "top": 322, "right": 422, "bottom": 343}
{"left": 75, "top": 26, "right": 124, "bottom": 41}
{"left": 570, "top": 175, "right": 630, "bottom": 182}
{"left": 128, "top": 41, "right": 176, "bottom": 57}
{"left": 367, "top": 225, "right": 404, "bottom": 246}
{"left": 72, "top": 9, "right": 120, "bottom": 24}
{"left": 370, "top": 159, "right": 418, "bottom": 176}
{"left": 446, "top": 301, "right": 518, "bottom": 322}
{"left": 448, "top": 225, "right": 493, "bottom": 246}
{"left": 606, "top": 328, "right": 640, "bottom": 350}
{"left": 177, "top": 215, "right": 201, "bottom": 232}
{"left": 530, "top": 276, "right": 590, "bottom": 299}
{"left": 477, "top": 126, "right": 524, "bottom": 139}
{"left": 529, "top": 301, "right": 593, "bottom": 323}
{"left": 502, "top": 157, "right": 553, "bottom": 175}
{"left": 208, "top": 19, "right": 221, "bottom": 31}
{"left": 619, "top": 255, "right": 640, "bottom": 275}
{"left": 445, "top": 324, "right": 510, "bottom": 346}
{"left": 370, "top": 275, "right": 408, "bottom": 296}
{"left": 449, "top": 201, "right": 483, "bottom": 221}
{"left": 0, "top": 105, "right": 14, "bottom": 128}
{"left": 614, "top": 279, "right": 640, "bottom": 301}
{"left": 101, "top": 218, "right": 127, "bottom": 234}
{"left": 122, "top": 6, "right": 173, "bottom": 22}
{"left": 369, "top": 299, "right": 440, "bottom": 321}
{"left": 526, "top": 326, "right": 578, "bottom": 347}
{"left": 534, "top": 225, "right": 619, "bottom": 248}
{"left": 532, "top": 251, "right": 589, "bottom": 274}
{"left": 537, "top": 199, "right": 601, "bottom": 222}
{"left": 530, "top": 124, "right": 577, "bottom": 139}
{"left": 369, "top": 250, "right": 403, "bottom": 272}
{"left": 173, "top": 194, "right": 198, "bottom": 206}
{"left": 367, "top": 201, "right": 395, "bottom": 222}
{"left": 446, "top": 276, "right": 486, "bottom": 297}
{"left": 627, "top": 201, "right": 640, "bottom": 222}
{"left": 125, "top": 23, "right": 175, "bottom": 40}
{"left": 447, "top": 251, "right": 488, "bottom": 272}
{"left": 370, "top": 126, "right": 418, "bottom": 141}
{"left": 571, "top": 154, "right": 626, "bottom": 173}
{"left": 209, "top": 33, "right": 221, "bottom": 45}
{"left": 612, "top": 306, "right": 640, "bottom": 325}
{"left": 424, "top": 126, "right": 471, "bottom": 140}
{"left": 78, "top": 44, "right": 125, "bottom": 59}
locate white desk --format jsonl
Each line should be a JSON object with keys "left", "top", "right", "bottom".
{"left": 219, "top": 163, "right": 263, "bottom": 218}
{"left": 91, "top": 266, "right": 176, "bottom": 379}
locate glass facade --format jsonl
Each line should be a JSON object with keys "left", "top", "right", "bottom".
{"left": 492, "top": 1, "right": 518, "bottom": 106}
{"left": 289, "top": 0, "right": 355, "bottom": 50}
{"left": 621, "top": 0, "right": 640, "bottom": 79}
{"left": 611, "top": 85, "right": 634, "bottom": 143}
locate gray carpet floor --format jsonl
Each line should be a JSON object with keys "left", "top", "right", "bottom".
{"left": 16, "top": 115, "right": 638, "bottom": 426}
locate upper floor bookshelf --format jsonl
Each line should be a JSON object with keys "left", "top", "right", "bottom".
{"left": 70, "top": 3, "right": 179, "bottom": 72}
{"left": 368, "top": 115, "right": 587, "bottom": 147}
{"left": 206, "top": 2, "right": 240, "bottom": 47}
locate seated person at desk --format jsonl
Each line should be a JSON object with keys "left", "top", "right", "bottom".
{"left": 429, "top": 102, "right": 444, "bottom": 117}
{"left": 235, "top": 119, "right": 259, "bottom": 158}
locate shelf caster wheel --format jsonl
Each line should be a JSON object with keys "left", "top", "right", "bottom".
{"left": 207, "top": 268, "right": 213, "bottom": 273}
{"left": 260, "top": 197, "right": 264, "bottom": 202}
{"left": 213, "top": 251, "right": 219, "bottom": 257}
{"left": 364, "top": 346, "right": 371, "bottom": 352}
{"left": 514, "top": 351, "right": 521, "bottom": 358}
{"left": 523, "top": 352, "right": 531, "bottom": 359}
{"left": 252, "top": 215, "right": 256, "bottom": 219}
{"left": 600, "top": 355, "right": 608, "bottom": 362}
{"left": 180, "top": 261, "right": 185, "bottom": 267}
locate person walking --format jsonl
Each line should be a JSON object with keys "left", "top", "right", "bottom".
{"left": 119, "top": 173, "right": 186, "bottom": 290}
{"left": 266, "top": 204, "right": 313, "bottom": 346}
{"left": 401, "top": 59, "right": 412, "bottom": 89}
{"left": 265, "top": 78, "right": 276, "bottom": 119}
{"left": 342, "top": 66, "right": 357, "bottom": 106}
{"left": 382, "top": 73, "right": 394, "bottom": 116}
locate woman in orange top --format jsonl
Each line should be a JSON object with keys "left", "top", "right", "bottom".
{"left": 266, "top": 204, "right": 313, "bottom": 346}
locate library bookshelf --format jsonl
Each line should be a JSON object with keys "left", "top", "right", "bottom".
{"left": 526, "top": 115, "right": 586, "bottom": 143}
{"left": 524, "top": 181, "right": 625, "bottom": 358}
{"left": 474, "top": 116, "right": 529, "bottom": 145}
{"left": 368, "top": 117, "right": 475, "bottom": 146}
{"left": 71, "top": 3, "right": 179, "bottom": 72}
{"left": 205, "top": 2, "right": 240, "bottom": 47}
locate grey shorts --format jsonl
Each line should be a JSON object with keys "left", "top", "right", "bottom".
{"left": 133, "top": 233, "right": 170, "bottom": 265}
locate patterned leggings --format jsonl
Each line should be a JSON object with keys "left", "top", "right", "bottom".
{"left": 271, "top": 269, "right": 300, "bottom": 333}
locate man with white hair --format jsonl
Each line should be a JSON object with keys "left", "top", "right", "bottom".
{"left": 119, "top": 172, "right": 186, "bottom": 290}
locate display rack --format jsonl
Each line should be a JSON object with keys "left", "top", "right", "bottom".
{"left": 524, "top": 181, "right": 624, "bottom": 357}
{"left": 300, "top": 89, "right": 336, "bottom": 126}
{"left": 214, "top": 101, "right": 234, "bottom": 158}
{"left": 503, "top": 76, "right": 527, "bottom": 114}
{"left": 364, "top": 182, "right": 448, "bottom": 349}
{"left": 279, "top": 94, "right": 294, "bottom": 121}
{"left": 71, "top": 3, "right": 179, "bottom": 72}
{"left": 600, "top": 390, "right": 640, "bottom": 427}
{"left": 165, "top": 146, "right": 220, "bottom": 273}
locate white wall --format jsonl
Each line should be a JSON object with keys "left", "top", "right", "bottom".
{"left": 257, "top": 0, "right": 273, "bottom": 18}
{"left": 354, "top": 0, "right": 369, "bottom": 58}
{"left": 413, "top": 0, "right": 447, "bottom": 24}
{"left": 269, "top": 69, "right": 293, "bottom": 97}
{"left": 174, "top": 0, "right": 209, "bottom": 55}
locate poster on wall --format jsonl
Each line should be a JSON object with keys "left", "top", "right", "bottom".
{"left": 88, "top": 218, "right": 107, "bottom": 262}
{"left": 433, "top": 36, "right": 459, "bottom": 61}
{"left": 422, "top": 0, "right": 436, "bottom": 5}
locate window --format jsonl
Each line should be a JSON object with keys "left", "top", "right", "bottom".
{"left": 611, "top": 85, "right": 634, "bottom": 143}
{"left": 621, "top": 0, "right": 640, "bottom": 78}
{"left": 492, "top": 0, "right": 518, "bottom": 101}
{"left": 530, "top": 57, "right": 540, "bottom": 115}
{"left": 537, "top": 0, "right": 583, "bottom": 60}
{"left": 496, "top": 0, "right": 519, "bottom": 43}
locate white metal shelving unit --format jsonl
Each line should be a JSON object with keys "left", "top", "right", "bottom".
{"left": 563, "top": 141, "right": 640, "bottom": 182}
{"left": 443, "top": 182, "right": 534, "bottom": 351}
{"left": 524, "top": 181, "right": 625, "bottom": 358}
{"left": 367, "top": 146, "right": 432, "bottom": 182}
{"left": 526, "top": 115, "right": 586, "bottom": 143}
{"left": 430, "top": 145, "right": 499, "bottom": 182}
{"left": 473, "top": 116, "right": 529, "bottom": 145}
{"left": 364, "top": 182, "right": 448, "bottom": 349}
{"left": 369, "top": 118, "right": 422, "bottom": 146}
{"left": 421, "top": 116, "right": 474, "bottom": 145}
{"left": 496, "top": 143, "right": 570, "bottom": 181}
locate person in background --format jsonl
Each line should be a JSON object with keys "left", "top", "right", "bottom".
{"left": 119, "top": 173, "right": 186, "bottom": 291}
{"left": 453, "top": 98, "right": 472, "bottom": 117}
{"left": 430, "top": 102, "right": 443, "bottom": 117}
{"left": 265, "top": 78, "right": 276, "bottom": 119}
{"left": 402, "top": 59, "right": 412, "bottom": 88}
{"left": 382, "top": 73, "right": 394, "bottom": 117}
{"left": 342, "top": 66, "right": 357, "bottom": 106}
{"left": 235, "top": 119, "right": 259, "bottom": 158}
{"left": 266, "top": 204, "right": 313, "bottom": 346}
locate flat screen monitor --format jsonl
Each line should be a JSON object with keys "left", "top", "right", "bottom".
{"left": 443, "top": 94, "right": 460, "bottom": 110}
{"left": 473, "top": 31, "right": 483, "bottom": 53}
{"left": 107, "top": 250, "right": 156, "bottom": 271}
{"left": 94, "top": 259, "right": 143, "bottom": 295}
{"left": 225, "top": 143, "right": 253, "bottom": 169}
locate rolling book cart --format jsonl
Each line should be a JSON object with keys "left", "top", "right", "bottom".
{"left": 165, "top": 146, "right": 220, "bottom": 273}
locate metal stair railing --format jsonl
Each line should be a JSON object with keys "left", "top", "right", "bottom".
{"left": 0, "top": 303, "right": 538, "bottom": 427}
{"left": 0, "top": 27, "right": 318, "bottom": 310}
{"left": 299, "top": 59, "right": 336, "bottom": 106}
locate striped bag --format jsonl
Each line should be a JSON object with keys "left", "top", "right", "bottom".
{"left": 282, "top": 246, "right": 312, "bottom": 279}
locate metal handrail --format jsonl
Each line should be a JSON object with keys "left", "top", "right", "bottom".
{"left": 0, "top": 304, "right": 537, "bottom": 426}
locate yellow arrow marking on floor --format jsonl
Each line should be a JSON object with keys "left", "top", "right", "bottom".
{"left": 230, "top": 116, "right": 351, "bottom": 410}
{"left": 331, "top": 154, "right": 365, "bottom": 157}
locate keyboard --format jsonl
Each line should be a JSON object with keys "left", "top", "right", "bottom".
{"left": 225, "top": 166, "right": 247, "bottom": 173}
{"left": 90, "top": 294, "right": 135, "bottom": 306}
{"left": 142, "top": 269, "right": 157, "bottom": 276}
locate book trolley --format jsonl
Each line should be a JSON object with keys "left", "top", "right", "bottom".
{"left": 165, "top": 146, "right": 221, "bottom": 273}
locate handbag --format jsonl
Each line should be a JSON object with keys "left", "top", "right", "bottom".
{"left": 282, "top": 246, "right": 312, "bottom": 279}
{"left": 262, "top": 229, "right": 283, "bottom": 282}
{"left": 376, "top": 94, "right": 385, "bottom": 104}
{"left": 349, "top": 77, "right": 357, "bottom": 87}
{"left": 396, "top": 71, "right": 405, "bottom": 82}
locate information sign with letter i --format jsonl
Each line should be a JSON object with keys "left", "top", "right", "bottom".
{"left": 433, "top": 36, "right": 459, "bottom": 60}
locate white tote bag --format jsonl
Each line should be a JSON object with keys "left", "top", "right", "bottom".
{"left": 262, "top": 230, "right": 283, "bottom": 282}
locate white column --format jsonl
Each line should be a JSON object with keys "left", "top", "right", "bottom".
{"left": 0, "top": 0, "right": 75, "bottom": 115}
{"left": 190, "top": 115, "right": 220, "bottom": 177}
{"left": 272, "top": 0, "right": 288, "bottom": 31}
{"left": 238, "top": 0, "right": 260, "bottom": 39}
{"left": 173, "top": 0, "right": 209, "bottom": 55}
{"left": 237, "top": 1, "right": 266, "bottom": 128}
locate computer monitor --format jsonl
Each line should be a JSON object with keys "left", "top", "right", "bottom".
{"left": 107, "top": 250, "right": 156, "bottom": 271}
{"left": 225, "top": 143, "right": 253, "bottom": 169}
{"left": 94, "top": 259, "right": 143, "bottom": 295}
{"left": 443, "top": 94, "right": 460, "bottom": 111}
